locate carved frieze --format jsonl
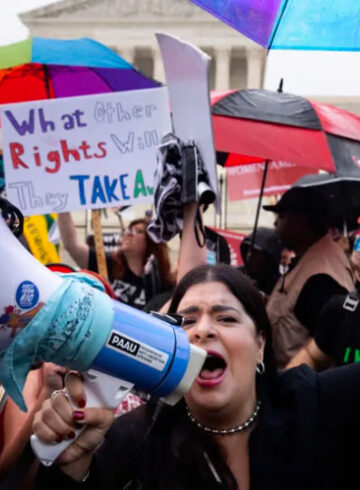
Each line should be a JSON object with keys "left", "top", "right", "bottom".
{"left": 21, "top": 0, "right": 205, "bottom": 21}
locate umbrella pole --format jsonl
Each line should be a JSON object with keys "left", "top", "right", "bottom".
{"left": 224, "top": 171, "right": 228, "bottom": 229}
{"left": 250, "top": 159, "right": 269, "bottom": 249}
{"left": 43, "top": 65, "right": 51, "bottom": 99}
{"left": 219, "top": 174, "right": 224, "bottom": 229}
{"left": 341, "top": 185, "right": 348, "bottom": 238}
{"left": 343, "top": 214, "right": 348, "bottom": 237}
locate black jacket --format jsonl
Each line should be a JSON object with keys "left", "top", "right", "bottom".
{"left": 35, "top": 364, "right": 360, "bottom": 490}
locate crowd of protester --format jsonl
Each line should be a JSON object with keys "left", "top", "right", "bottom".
{"left": 2, "top": 181, "right": 360, "bottom": 489}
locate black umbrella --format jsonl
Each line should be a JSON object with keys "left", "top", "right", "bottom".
{"left": 212, "top": 87, "right": 360, "bottom": 244}
{"left": 293, "top": 173, "right": 360, "bottom": 233}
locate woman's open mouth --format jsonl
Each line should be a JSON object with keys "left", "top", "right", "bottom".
{"left": 197, "top": 351, "right": 227, "bottom": 387}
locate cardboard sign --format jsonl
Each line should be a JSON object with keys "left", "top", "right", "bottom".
{"left": 1, "top": 87, "right": 171, "bottom": 215}
{"left": 23, "top": 215, "right": 60, "bottom": 265}
{"left": 226, "top": 161, "right": 317, "bottom": 201}
{"left": 156, "top": 33, "right": 220, "bottom": 211}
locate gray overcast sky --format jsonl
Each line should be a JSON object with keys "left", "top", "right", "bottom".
{"left": 0, "top": 0, "right": 58, "bottom": 46}
{"left": 265, "top": 50, "right": 360, "bottom": 97}
{"left": 2, "top": 0, "right": 360, "bottom": 96}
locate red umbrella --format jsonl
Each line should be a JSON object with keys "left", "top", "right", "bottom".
{"left": 211, "top": 89, "right": 360, "bottom": 177}
{"left": 211, "top": 88, "right": 360, "bottom": 245}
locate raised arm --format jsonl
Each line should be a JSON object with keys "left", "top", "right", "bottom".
{"left": 158, "top": 203, "right": 207, "bottom": 314}
{"left": 176, "top": 202, "right": 207, "bottom": 284}
{"left": 57, "top": 213, "right": 89, "bottom": 269}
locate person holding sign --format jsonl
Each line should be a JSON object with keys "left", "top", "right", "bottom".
{"left": 57, "top": 212, "right": 174, "bottom": 309}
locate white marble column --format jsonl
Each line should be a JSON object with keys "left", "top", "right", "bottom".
{"left": 120, "top": 47, "right": 135, "bottom": 65}
{"left": 246, "top": 48, "right": 264, "bottom": 89}
{"left": 152, "top": 48, "right": 165, "bottom": 83}
{"left": 215, "top": 48, "right": 231, "bottom": 90}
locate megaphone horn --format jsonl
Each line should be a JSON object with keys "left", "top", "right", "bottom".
{"left": 0, "top": 208, "right": 206, "bottom": 467}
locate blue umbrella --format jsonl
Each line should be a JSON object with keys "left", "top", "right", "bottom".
{"left": 190, "top": 1, "right": 360, "bottom": 51}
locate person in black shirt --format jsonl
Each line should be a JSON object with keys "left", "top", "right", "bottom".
{"left": 287, "top": 250, "right": 360, "bottom": 370}
{"left": 33, "top": 265, "right": 360, "bottom": 490}
{"left": 239, "top": 227, "right": 281, "bottom": 296}
{"left": 263, "top": 187, "right": 354, "bottom": 368}
{"left": 287, "top": 289, "right": 360, "bottom": 370}
{"left": 287, "top": 265, "right": 349, "bottom": 334}
{"left": 317, "top": 289, "right": 360, "bottom": 365}
{"left": 57, "top": 212, "right": 174, "bottom": 309}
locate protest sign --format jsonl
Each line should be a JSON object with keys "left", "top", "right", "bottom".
{"left": 226, "top": 161, "right": 317, "bottom": 201}
{"left": 1, "top": 87, "right": 171, "bottom": 215}
{"left": 156, "top": 33, "right": 220, "bottom": 211}
{"left": 0, "top": 152, "right": 61, "bottom": 263}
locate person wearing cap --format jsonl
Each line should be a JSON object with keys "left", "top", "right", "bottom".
{"left": 263, "top": 187, "right": 354, "bottom": 370}
{"left": 239, "top": 227, "right": 281, "bottom": 296}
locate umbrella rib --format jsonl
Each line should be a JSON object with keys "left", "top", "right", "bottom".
{"left": 89, "top": 66, "right": 116, "bottom": 91}
{"left": 47, "top": 65, "right": 114, "bottom": 95}
{"left": 89, "top": 66, "right": 160, "bottom": 92}
{"left": 43, "top": 64, "right": 51, "bottom": 99}
{"left": 268, "top": 0, "right": 290, "bottom": 52}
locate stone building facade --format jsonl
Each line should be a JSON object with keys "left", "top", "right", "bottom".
{"left": 20, "top": 0, "right": 271, "bottom": 243}
{"left": 20, "top": 0, "right": 265, "bottom": 91}
{"left": 19, "top": 0, "right": 360, "bottom": 265}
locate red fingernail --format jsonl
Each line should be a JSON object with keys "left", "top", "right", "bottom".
{"left": 78, "top": 399, "right": 86, "bottom": 408}
{"left": 73, "top": 411, "right": 85, "bottom": 421}
{"left": 67, "top": 431, "right": 76, "bottom": 439}
{"left": 55, "top": 435, "right": 63, "bottom": 443}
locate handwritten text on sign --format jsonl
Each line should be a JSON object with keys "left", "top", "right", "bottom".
{"left": 1, "top": 87, "right": 171, "bottom": 215}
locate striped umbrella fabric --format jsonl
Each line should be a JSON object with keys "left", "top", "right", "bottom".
{"left": 0, "top": 37, "right": 159, "bottom": 104}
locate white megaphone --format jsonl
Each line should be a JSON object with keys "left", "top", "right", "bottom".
{"left": 0, "top": 210, "right": 206, "bottom": 466}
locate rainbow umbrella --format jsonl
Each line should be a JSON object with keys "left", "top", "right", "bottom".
{"left": 0, "top": 37, "right": 159, "bottom": 104}
{"left": 0, "top": 37, "right": 159, "bottom": 271}
{"left": 190, "top": 1, "right": 360, "bottom": 51}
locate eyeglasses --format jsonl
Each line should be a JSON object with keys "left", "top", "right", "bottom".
{"left": 124, "top": 227, "right": 146, "bottom": 236}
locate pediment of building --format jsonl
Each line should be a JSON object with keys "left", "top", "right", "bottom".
{"left": 20, "top": 0, "right": 209, "bottom": 21}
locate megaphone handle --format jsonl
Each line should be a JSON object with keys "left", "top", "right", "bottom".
{"left": 30, "top": 370, "right": 134, "bottom": 466}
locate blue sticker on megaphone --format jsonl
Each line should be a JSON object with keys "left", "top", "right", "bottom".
{"left": 15, "top": 281, "right": 39, "bottom": 310}
{"left": 206, "top": 249, "right": 216, "bottom": 265}
{"left": 354, "top": 236, "right": 360, "bottom": 252}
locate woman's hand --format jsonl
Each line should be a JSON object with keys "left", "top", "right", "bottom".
{"left": 41, "top": 363, "right": 67, "bottom": 396}
{"left": 32, "top": 372, "right": 114, "bottom": 481}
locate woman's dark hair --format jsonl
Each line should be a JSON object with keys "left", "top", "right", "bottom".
{"left": 130, "top": 265, "right": 276, "bottom": 488}
{"left": 112, "top": 218, "right": 174, "bottom": 285}
{"left": 168, "top": 264, "right": 275, "bottom": 378}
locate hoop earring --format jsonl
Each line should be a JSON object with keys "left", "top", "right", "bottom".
{"left": 256, "top": 360, "right": 265, "bottom": 375}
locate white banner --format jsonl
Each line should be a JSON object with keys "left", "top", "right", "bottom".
{"left": 156, "top": 33, "right": 220, "bottom": 211}
{"left": 1, "top": 87, "right": 171, "bottom": 215}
